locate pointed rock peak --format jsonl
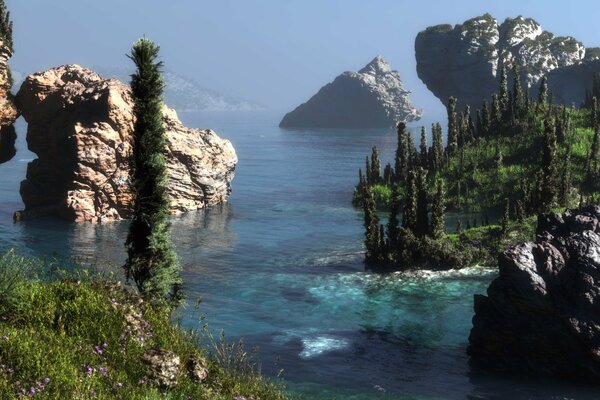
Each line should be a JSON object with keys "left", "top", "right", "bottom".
{"left": 359, "top": 55, "right": 391, "bottom": 75}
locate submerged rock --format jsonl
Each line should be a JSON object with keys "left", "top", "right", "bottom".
{"left": 14, "top": 65, "right": 237, "bottom": 222}
{"left": 416, "top": 14, "right": 595, "bottom": 108}
{"left": 280, "top": 56, "right": 422, "bottom": 129}
{"left": 468, "top": 205, "right": 600, "bottom": 382}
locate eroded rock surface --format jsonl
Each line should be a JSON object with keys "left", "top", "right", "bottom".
{"left": 0, "top": 39, "right": 17, "bottom": 126}
{"left": 14, "top": 65, "right": 237, "bottom": 222}
{"left": 416, "top": 14, "right": 598, "bottom": 108}
{"left": 468, "top": 205, "right": 600, "bottom": 382}
{"left": 280, "top": 56, "right": 422, "bottom": 128}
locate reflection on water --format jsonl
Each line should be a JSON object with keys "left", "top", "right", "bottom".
{"left": 1, "top": 112, "right": 600, "bottom": 399}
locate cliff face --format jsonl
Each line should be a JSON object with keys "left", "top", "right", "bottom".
{"left": 0, "top": 39, "right": 17, "bottom": 127}
{"left": 468, "top": 206, "right": 600, "bottom": 382}
{"left": 280, "top": 56, "right": 422, "bottom": 129}
{"left": 416, "top": 14, "right": 597, "bottom": 108}
{"left": 15, "top": 65, "right": 237, "bottom": 222}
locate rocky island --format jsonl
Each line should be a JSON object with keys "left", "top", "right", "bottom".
{"left": 14, "top": 65, "right": 238, "bottom": 222}
{"left": 416, "top": 14, "right": 600, "bottom": 108}
{"left": 280, "top": 56, "right": 422, "bottom": 129}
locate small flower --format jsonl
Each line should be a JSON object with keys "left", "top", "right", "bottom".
{"left": 43, "top": 378, "right": 50, "bottom": 384}
{"left": 94, "top": 345, "right": 103, "bottom": 356}
{"left": 102, "top": 343, "right": 108, "bottom": 349}
{"left": 1, "top": 336, "right": 8, "bottom": 341}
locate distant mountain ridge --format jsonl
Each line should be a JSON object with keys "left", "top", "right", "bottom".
{"left": 12, "top": 67, "right": 264, "bottom": 113}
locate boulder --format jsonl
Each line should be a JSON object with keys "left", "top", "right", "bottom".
{"left": 142, "top": 349, "right": 181, "bottom": 388}
{"left": 14, "top": 65, "right": 237, "bottom": 222}
{"left": 468, "top": 205, "right": 600, "bottom": 382}
{"left": 416, "top": 14, "right": 592, "bottom": 109}
{"left": 280, "top": 56, "right": 422, "bottom": 128}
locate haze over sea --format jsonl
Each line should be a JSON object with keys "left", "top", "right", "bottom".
{"left": 1, "top": 112, "right": 599, "bottom": 399}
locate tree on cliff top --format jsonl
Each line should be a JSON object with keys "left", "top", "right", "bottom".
{"left": 0, "top": 0, "right": 12, "bottom": 52}
{"left": 124, "top": 38, "right": 183, "bottom": 306}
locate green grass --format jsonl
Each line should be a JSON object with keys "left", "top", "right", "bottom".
{"left": 0, "top": 251, "right": 289, "bottom": 400}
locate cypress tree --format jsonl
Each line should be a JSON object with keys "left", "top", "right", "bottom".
{"left": 468, "top": 110, "right": 476, "bottom": 140}
{"left": 476, "top": 110, "right": 483, "bottom": 138}
{"left": 416, "top": 168, "right": 429, "bottom": 237}
{"left": 430, "top": 178, "right": 445, "bottom": 239}
{"left": 370, "top": 146, "right": 381, "bottom": 184}
{"left": 481, "top": 100, "right": 491, "bottom": 136}
{"left": 383, "top": 163, "right": 392, "bottom": 185}
{"left": 447, "top": 97, "right": 458, "bottom": 153}
{"left": 402, "top": 170, "right": 418, "bottom": 233}
{"left": 499, "top": 65, "right": 509, "bottom": 113}
{"left": 124, "top": 38, "right": 182, "bottom": 306}
{"left": 491, "top": 94, "right": 502, "bottom": 133}
{"left": 458, "top": 112, "right": 467, "bottom": 148}
{"left": 358, "top": 168, "right": 366, "bottom": 188}
{"left": 395, "top": 122, "right": 408, "bottom": 182}
{"left": 540, "top": 117, "right": 558, "bottom": 212}
{"left": 512, "top": 64, "right": 524, "bottom": 118}
{"left": 420, "top": 126, "right": 428, "bottom": 167}
{"left": 387, "top": 184, "right": 401, "bottom": 248}
{"left": 431, "top": 123, "right": 444, "bottom": 173}
{"left": 538, "top": 76, "right": 548, "bottom": 107}
{"left": 363, "top": 186, "right": 380, "bottom": 263}
{"left": 365, "top": 156, "right": 372, "bottom": 185}
{"left": 407, "top": 131, "right": 417, "bottom": 169}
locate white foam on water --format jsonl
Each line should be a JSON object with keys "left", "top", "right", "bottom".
{"left": 300, "top": 335, "right": 350, "bottom": 358}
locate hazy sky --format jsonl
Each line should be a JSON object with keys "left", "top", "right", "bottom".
{"left": 8, "top": 0, "right": 600, "bottom": 117}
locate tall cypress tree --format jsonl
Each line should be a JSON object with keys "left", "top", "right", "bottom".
{"left": 430, "top": 178, "right": 445, "bottom": 239}
{"left": 540, "top": 117, "right": 558, "bottom": 212}
{"left": 431, "top": 123, "right": 444, "bottom": 173}
{"left": 365, "top": 156, "right": 372, "bottom": 185}
{"left": 402, "top": 170, "right": 418, "bottom": 233}
{"left": 395, "top": 122, "right": 408, "bottom": 182}
{"left": 370, "top": 146, "right": 381, "bottom": 184}
{"left": 447, "top": 97, "right": 458, "bottom": 153}
{"left": 415, "top": 168, "right": 429, "bottom": 237}
{"left": 124, "top": 38, "right": 182, "bottom": 306}
{"left": 407, "top": 131, "right": 417, "bottom": 169}
{"left": 491, "top": 94, "right": 502, "bottom": 133}
{"left": 419, "top": 126, "right": 428, "bottom": 167}
{"left": 538, "top": 76, "right": 548, "bottom": 107}
{"left": 512, "top": 64, "right": 524, "bottom": 118}
{"left": 363, "top": 186, "right": 380, "bottom": 263}
{"left": 481, "top": 100, "right": 491, "bottom": 136}
{"left": 387, "top": 184, "right": 401, "bottom": 248}
{"left": 499, "top": 65, "right": 509, "bottom": 114}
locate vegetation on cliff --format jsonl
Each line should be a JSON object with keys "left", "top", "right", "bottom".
{"left": 356, "top": 64, "right": 600, "bottom": 271}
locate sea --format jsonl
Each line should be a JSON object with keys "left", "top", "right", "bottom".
{"left": 1, "top": 111, "right": 599, "bottom": 399}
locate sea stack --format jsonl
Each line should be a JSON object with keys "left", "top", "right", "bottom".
{"left": 14, "top": 65, "right": 238, "bottom": 222}
{"left": 280, "top": 56, "right": 422, "bottom": 129}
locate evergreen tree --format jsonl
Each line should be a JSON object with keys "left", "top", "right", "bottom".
{"left": 539, "top": 117, "right": 558, "bottom": 212}
{"left": 0, "top": 0, "right": 12, "bottom": 53}
{"left": 538, "top": 76, "right": 548, "bottom": 107}
{"left": 402, "top": 171, "right": 418, "bottom": 233}
{"left": 416, "top": 168, "right": 429, "bottom": 237}
{"left": 430, "top": 178, "right": 445, "bottom": 239}
{"left": 559, "top": 149, "right": 572, "bottom": 208}
{"left": 512, "top": 64, "right": 525, "bottom": 118}
{"left": 124, "top": 38, "right": 182, "bottom": 306}
{"left": 407, "top": 131, "right": 417, "bottom": 169}
{"left": 370, "top": 146, "right": 381, "bottom": 184}
{"left": 395, "top": 122, "right": 408, "bottom": 182}
{"left": 419, "top": 126, "right": 428, "bottom": 167}
{"left": 476, "top": 109, "right": 483, "bottom": 138}
{"left": 499, "top": 65, "right": 509, "bottom": 113}
{"left": 447, "top": 97, "right": 458, "bottom": 153}
{"left": 458, "top": 112, "right": 467, "bottom": 148}
{"left": 365, "top": 156, "right": 372, "bottom": 185}
{"left": 363, "top": 186, "right": 380, "bottom": 263}
{"left": 358, "top": 168, "right": 366, "bottom": 188}
{"left": 501, "top": 198, "right": 510, "bottom": 236}
{"left": 431, "top": 123, "right": 444, "bottom": 173}
{"left": 481, "top": 100, "right": 491, "bottom": 136}
{"left": 491, "top": 94, "right": 502, "bottom": 133}
{"left": 468, "top": 109, "right": 476, "bottom": 140}
{"left": 383, "top": 163, "right": 392, "bottom": 185}
{"left": 387, "top": 184, "right": 401, "bottom": 248}
{"left": 515, "top": 199, "right": 526, "bottom": 223}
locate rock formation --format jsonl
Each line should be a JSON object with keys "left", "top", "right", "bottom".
{"left": 14, "top": 65, "right": 237, "bottom": 222}
{"left": 0, "top": 124, "right": 15, "bottom": 164}
{"left": 416, "top": 14, "right": 599, "bottom": 109}
{"left": 468, "top": 205, "right": 600, "bottom": 382}
{"left": 280, "top": 56, "right": 422, "bottom": 129}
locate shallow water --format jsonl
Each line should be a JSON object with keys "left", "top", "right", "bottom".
{"left": 1, "top": 112, "right": 599, "bottom": 399}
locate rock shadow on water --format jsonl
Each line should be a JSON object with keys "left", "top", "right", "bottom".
{"left": 0, "top": 124, "right": 16, "bottom": 164}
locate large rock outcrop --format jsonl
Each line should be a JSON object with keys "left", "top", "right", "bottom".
{"left": 416, "top": 14, "right": 599, "bottom": 109}
{"left": 468, "top": 205, "right": 600, "bottom": 382}
{"left": 14, "top": 65, "right": 237, "bottom": 222}
{"left": 0, "top": 39, "right": 17, "bottom": 127}
{"left": 280, "top": 56, "right": 422, "bottom": 129}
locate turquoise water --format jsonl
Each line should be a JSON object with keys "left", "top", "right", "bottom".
{"left": 1, "top": 113, "right": 599, "bottom": 399}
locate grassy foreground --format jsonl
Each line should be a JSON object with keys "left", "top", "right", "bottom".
{"left": 0, "top": 251, "right": 288, "bottom": 400}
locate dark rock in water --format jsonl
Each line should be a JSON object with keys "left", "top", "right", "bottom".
{"left": 416, "top": 14, "right": 594, "bottom": 109}
{"left": 468, "top": 205, "right": 600, "bottom": 383}
{"left": 280, "top": 56, "right": 422, "bottom": 129}
{"left": 0, "top": 124, "right": 16, "bottom": 164}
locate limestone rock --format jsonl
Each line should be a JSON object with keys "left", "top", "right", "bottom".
{"left": 280, "top": 56, "right": 422, "bottom": 128}
{"left": 142, "top": 349, "right": 181, "bottom": 388}
{"left": 0, "top": 39, "right": 17, "bottom": 126}
{"left": 416, "top": 14, "right": 591, "bottom": 109}
{"left": 468, "top": 205, "right": 600, "bottom": 382}
{"left": 187, "top": 355, "right": 209, "bottom": 383}
{"left": 14, "top": 65, "right": 237, "bottom": 222}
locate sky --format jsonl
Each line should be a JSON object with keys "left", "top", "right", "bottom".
{"left": 7, "top": 0, "right": 600, "bottom": 117}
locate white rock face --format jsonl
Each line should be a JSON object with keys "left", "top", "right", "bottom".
{"left": 280, "top": 56, "right": 422, "bottom": 128}
{"left": 416, "top": 14, "right": 591, "bottom": 109}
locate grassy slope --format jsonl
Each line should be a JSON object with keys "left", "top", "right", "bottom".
{"left": 0, "top": 251, "right": 288, "bottom": 400}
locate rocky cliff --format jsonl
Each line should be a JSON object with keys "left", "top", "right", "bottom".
{"left": 416, "top": 14, "right": 599, "bottom": 108}
{"left": 14, "top": 65, "right": 237, "bottom": 222}
{"left": 0, "top": 38, "right": 17, "bottom": 126}
{"left": 280, "top": 56, "right": 422, "bottom": 129}
{"left": 468, "top": 206, "right": 600, "bottom": 382}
